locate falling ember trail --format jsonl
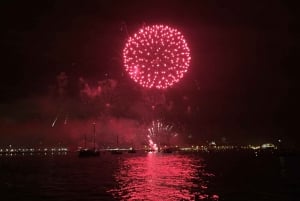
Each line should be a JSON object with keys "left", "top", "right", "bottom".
{"left": 64, "top": 114, "right": 68, "bottom": 125}
{"left": 51, "top": 116, "right": 58, "bottom": 127}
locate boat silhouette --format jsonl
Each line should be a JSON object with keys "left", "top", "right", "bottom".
{"left": 78, "top": 122, "right": 100, "bottom": 157}
{"left": 111, "top": 135, "right": 123, "bottom": 154}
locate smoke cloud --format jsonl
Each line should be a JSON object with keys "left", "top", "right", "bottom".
{"left": 0, "top": 72, "right": 189, "bottom": 148}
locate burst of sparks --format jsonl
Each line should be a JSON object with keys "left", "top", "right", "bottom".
{"left": 123, "top": 25, "right": 191, "bottom": 89}
{"left": 148, "top": 120, "right": 173, "bottom": 137}
{"left": 147, "top": 120, "right": 177, "bottom": 149}
{"left": 147, "top": 134, "right": 158, "bottom": 151}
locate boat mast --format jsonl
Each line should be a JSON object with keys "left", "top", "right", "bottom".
{"left": 93, "top": 122, "right": 96, "bottom": 150}
{"left": 117, "top": 135, "right": 119, "bottom": 147}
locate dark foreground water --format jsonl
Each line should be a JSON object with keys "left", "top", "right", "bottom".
{"left": 0, "top": 152, "right": 299, "bottom": 201}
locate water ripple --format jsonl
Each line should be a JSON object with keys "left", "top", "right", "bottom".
{"left": 108, "top": 153, "right": 218, "bottom": 201}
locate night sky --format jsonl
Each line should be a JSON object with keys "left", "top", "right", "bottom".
{"left": 0, "top": 0, "right": 298, "bottom": 147}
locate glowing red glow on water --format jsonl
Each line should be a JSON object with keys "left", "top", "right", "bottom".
{"left": 109, "top": 154, "right": 218, "bottom": 200}
{"left": 123, "top": 25, "right": 191, "bottom": 89}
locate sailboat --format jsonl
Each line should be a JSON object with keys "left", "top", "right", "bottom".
{"left": 128, "top": 140, "right": 137, "bottom": 153}
{"left": 128, "top": 147, "right": 137, "bottom": 153}
{"left": 78, "top": 122, "right": 100, "bottom": 157}
{"left": 111, "top": 135, "right": 123, "bottom": 154}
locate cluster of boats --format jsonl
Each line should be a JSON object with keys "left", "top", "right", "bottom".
{"left": 78, "top": 146, "right": 138, "bottom": 157}
{"left": 78, "top": 147, "right": 175, "bottom": 157}
{"left": 77, "top": 123, "right": 173, "bottom": 157}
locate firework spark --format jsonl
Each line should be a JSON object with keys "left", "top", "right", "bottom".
{"left": 64, "top": 114, "right": 68, "bottom": 125}
{"left": 147, "top": 120, "right": 177, "bottom": 148}
{"left": 123, "top": 25, "right": 191, "bottom": 89}
{"left": 51, "top": 116, "right": 58, "bottom": 127}
{"left": 147, "top": 134, "right": 158, "bottom": 151}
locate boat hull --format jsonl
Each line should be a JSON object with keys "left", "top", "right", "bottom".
{"left": 78, "top": 149, "right": 100, "bottom": 157}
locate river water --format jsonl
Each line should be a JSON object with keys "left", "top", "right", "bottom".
{"left": 0, "top": 152, "right": 299, "bottom": 201}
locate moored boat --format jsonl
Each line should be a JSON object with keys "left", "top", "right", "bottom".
{"left": 78, "top": 122, "right": 99, "bottom": 157}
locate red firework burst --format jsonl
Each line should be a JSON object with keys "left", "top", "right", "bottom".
{"left": 123, "top": 25, "right": 191, "bottom": 89}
